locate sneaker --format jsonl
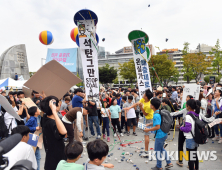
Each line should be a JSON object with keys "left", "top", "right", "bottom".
{"left": 164, "top": 142, "right": 168, "bottom": 149}
{"left": 218, "top": 138, "right": 222, "bottom": 144}
{"left": 176, "top": 161, "right": 183, "bottom": 167}
{"left": 85, "top": 127, "right": 88, "bottom": 131}
{"left": 114, "top": 133, "right": 117, "bottom": 137}
{"left": 107, "top": 137, "right": 110, "bottom": 142}
{"left": 133, "top": 132, "right": 137, "bottom": 136}
{"left": 120, "top": 133, "right": 124, "bottom": 137}
{"left": 89, "top": 134, "right": 95, "bottom": 138}
{"left": 97, "top": 135, "right": 101, "bottom": 139}
{"left": 165, "top": 163, "right": 173, "bottom": 169}
{"left": 212, "top": 136, "right": 219, "bottom": 141}
{"left": 103, "top": 134, "right": 106, "bottom": 139}
{"left": 206, "top": 138, "right": 208, "bottom": 143}
{"left": 151, "top": 166, "right": 162, "bottom": 170}
{"left": 123, "top": 131, "right": 128, "bottom": 134}
{"left": 140, "top": 151, "right": 149, "bottom": 158}
{"left": 127, "top": 132, "right": 130, "bottom": 136}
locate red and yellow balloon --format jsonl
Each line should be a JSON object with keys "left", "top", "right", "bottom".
{"left": 39, "top": 30, "right": 54, "bottom": 45}
{"left": 70, "top": 27, "right": 78, "bottom": 42}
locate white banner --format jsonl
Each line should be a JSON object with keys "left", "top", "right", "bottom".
{"left": 131, "top": 37, "right": 152, "bottom": 98}
{"left": 78, "top": 20, "right": 99, "bottom": 100}
{"left": 182, "top": 84, "right": 200, "bottom": 106}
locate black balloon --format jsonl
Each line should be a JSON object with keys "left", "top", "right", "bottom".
{"left": 166, "top": 38, "right": 168, "bottom": 42}
{"left": 102, "top": 38, "right": 105, "bottom": 42}
{"left": 148, "top": 4, "right": 150, "bottom": 7}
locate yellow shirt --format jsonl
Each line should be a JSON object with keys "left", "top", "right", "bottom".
{"left": 139, "top": 98, "right": 154, "bottom": 120}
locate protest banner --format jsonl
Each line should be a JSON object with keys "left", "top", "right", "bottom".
{"left": 128, "top": 30, "right": 152, "bottom": 98}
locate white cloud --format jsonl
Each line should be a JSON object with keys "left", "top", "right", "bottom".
{"left": 0, "top": 0, "right": 222, "bottom": 72}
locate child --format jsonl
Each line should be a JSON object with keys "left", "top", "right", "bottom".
{"left": 56, "top": 141, "right": 84, "bottom": 170}
{"left": 144, "top": 98, "right": 173, "bottom": 170}
{"left": 101, "top": 101, "right": 110, "bottom": 142}
{"left": 161, "top": 99, "right": 171, "bottom": 112}
{"left": 108, "top": 98, "right": 124, "bottom": 137}
{"left": 85, "top": 139, "right": 114, "bottom": 170}
{"left": 124, "top": 96, "right": 137, "bottom": 136}
{"left": 121, "top": 96, "right": 128, "bottom": 133}
{"left": 25, "top": 106, "right": 41, "bottom": 170}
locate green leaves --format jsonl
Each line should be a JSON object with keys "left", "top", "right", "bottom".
{"left": 99, "top": 64, "right": 118, "bottom": 84}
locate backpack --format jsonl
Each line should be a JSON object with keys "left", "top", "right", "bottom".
{"left": 189, "top": 114, "right": 208, "bottom": 145}
{"left": 155, "top": 109, "right": 173, "bottom": 138}
{"left": 0, "top": 112, "right": 9, "bottom": 138}
{"left": 168, "top": 98, "right": 177, "bottom": 112}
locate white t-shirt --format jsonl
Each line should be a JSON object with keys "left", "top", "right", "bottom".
{"left": 183, "top": 114, "right": 201, "bottom": 139}
{"left": 101, "top": 108, "right": 109, "bottom": 118}
{"left": 3, "top": 142, "right": 37, "bottom": 170}
{"left": 126, "top": 108, "right": 136, "bottom": 119}
{"left": 2, "top": 107, "right": 18, "bottom": 134}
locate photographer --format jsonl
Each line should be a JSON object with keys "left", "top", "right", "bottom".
{"left": 41, "top": 96, "right": 67, "bottom": 170}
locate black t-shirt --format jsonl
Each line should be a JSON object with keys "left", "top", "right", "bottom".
{"left": 41, "top": 114, "right": 66, "bottom": 170}
{"left": 88, "top": 100, "right": 98, "bottom": 116}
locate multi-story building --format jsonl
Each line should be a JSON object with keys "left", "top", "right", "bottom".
{"left": 98, "top": 45, "right": 155, "bottom": 85}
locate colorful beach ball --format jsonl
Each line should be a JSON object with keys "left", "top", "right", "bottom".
{"left": 70, "top": 27, "right": 78, "bottom": 42}
{"left": 39, "top": 30, "right": 54, "bottom": 45}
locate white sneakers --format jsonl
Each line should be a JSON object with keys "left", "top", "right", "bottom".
{"left": 212, "top": 136, "right": 219, "bottom": 141}
{"left": 114, "top": 133, "right": 117, "bottom": 137}
{"left": 120, "top": 133, "right": 124, "bottom": 137}
{"left": 218, "top": 138, "right": 222, "bottom": 144}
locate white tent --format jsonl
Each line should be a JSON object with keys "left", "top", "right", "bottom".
{"left": 0, "top": 77, "right": 27, "bottom": 89}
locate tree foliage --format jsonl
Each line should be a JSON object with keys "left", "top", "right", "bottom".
{"left": 99, "top": 64, "right": 118, "bottom": 84}
{"left": 204, "top": 75, "right": 221, "bottom": 83}
{"left": 182, "top": 53, "right": 213, "bottom": 83}
{"left": 148, "top": 54, "right": 178, "bottom": 86}
{"left": 118, "top": 59, "right": 137, "bottom": 83}
{"left": 76, "top": 72, "right": 84, "bottom": 87}
{"left": 172, "top": 72, "right": 180, "bottom": 85}
{"left": 29, "top": 72, "right": 36, "bottom": 77}
{"left": 209, "top": 39, "right": 222, "bottom": 75}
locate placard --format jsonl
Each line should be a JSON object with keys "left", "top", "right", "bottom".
{"left": 182, "top": 84, "right": 200, "bottom": 106}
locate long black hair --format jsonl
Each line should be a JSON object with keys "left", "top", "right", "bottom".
{"left": 186, "top": 99, "right": 200, "bottom": 114}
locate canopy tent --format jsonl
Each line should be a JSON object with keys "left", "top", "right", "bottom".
{"left": 0, "top": 78, "right": 27, "bottom": 89}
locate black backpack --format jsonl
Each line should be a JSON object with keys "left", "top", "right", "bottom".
{"left": 189, "top": 114, "right": 208, "bottom": 145}
{"left": 155, "top": 109, "right": 173, "bottom": 137}
{"left": 0, "top": 112, "right": 9, "bottom": 138}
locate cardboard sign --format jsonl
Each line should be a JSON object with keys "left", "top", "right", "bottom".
{"left": 24, "top": 60, "right": 82, "bottom": 99}
{"left": 0, "top": 94, "right": 21, "bottom": 121}
{"left": 22, "top": 86, "right": 32, "bottom": 98}
{"left": 21, "top": 98, "right": 41, "bottom": 112}
{"left": 210, "top": 76, "right": 215, "bottom": 84}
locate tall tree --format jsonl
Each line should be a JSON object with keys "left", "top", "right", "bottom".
{"left": 148, "top": 54, "right": 178, "bottom": 86}
{"left": 118, "top": 59, "right": 137, "bottom": 83}
{"left": 99, "top": 64, "right": 118, "bottom": 84}
{"left": 172, "top": 72, "right": 180, "bottom": 85}
{"left": 182, "top": 53, "right": 213, "bottom": 83}
{"left": 209, "top": 39, "right": 222, "bottom": 75}
{"left": 181, "top": 42, "right": 195, "bottom": 83}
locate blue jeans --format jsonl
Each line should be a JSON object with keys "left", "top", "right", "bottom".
{"left": 155, "top": 134, "right": 171, "bottom": 168}
{"left": 35, "top": 147, "right": 41, "bottom": 170}
{"left": 102, "top": 117, "right": 110, "bottom": 136}
{"left": 88, "top": 116, "right": 101, "bottom": 136}
{"left": 214, "top": 116, "right": 222, "bottom": 136}
{"left": 186, "top": 138, "right": 198, "bottom": 149}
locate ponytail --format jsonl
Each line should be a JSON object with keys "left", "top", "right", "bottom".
{"left": 195, "top": 100, "right": 201, "bottom": 115}
{"left": 186, "top": 99, "right": 200, "bottom": 115}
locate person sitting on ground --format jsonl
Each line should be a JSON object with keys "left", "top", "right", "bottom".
{"left": 84, "top": 139, "right": 114, "bottom": 170}
{"left": 56, "top": 141, "right": 84, "bottom": 170}
{"left": 3, "top": 125, "right": 37, "bottom": 170}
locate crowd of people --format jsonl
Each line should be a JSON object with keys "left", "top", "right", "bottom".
{"left": 0, "top": 83, "right": 222, "bottom": 170}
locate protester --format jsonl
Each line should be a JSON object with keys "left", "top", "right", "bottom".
{"left": 62, "top": 107, "right": 91, "bottom": 144}
{"left": 25, "top": 106, "right": 41, "bottom": 170}
{"left": 56, "top": 141, "right": 84, "bottom": 170}
{"left": 41, "top": 96, "right": 67, "bottom": 170}
{"left": 155, "top": 91, "right": 163, "bottom": 102}
{"left": 131, "top": 89, "right": 140, "bottom": 124}
{"left": 32, "top": 91, "right": 42, "bottom": 108}
{"left": 171, "top": 86, "right": 178, "bottom": 101}
{"left": 101, "top": 101, "right": 111, "bottom": 142}
{"left": 126, "top": 89, "right": 153, "bottom": 157}
{"left": 87, "top": 99, "right": 101, "bottom": 139}
{"left": 3, "top": 125, "right": 37, "bottom": 170}
{"left": 161, "top": 98, "right": 171, "bottom": 112}
{"left": 144, "top": 98, "right": 173, "bottom": 170}
{"left": 108, "top": 98, "right": 124, "bottom": 137}
{"left": 123, "top": 95, "right": 137, "bottom": 136}
{"left": 121, "top": 96, "right": 128, "bottom": 133}
{"left": 60, "top": 96, "right": 71, "bottom": 112}
{"left": 84, "top": 139, "right": 114, "bottom": 170}
{"left": 103, "top": 93, "right": 112, "bottom": 107}
{"left": 72, "top": 88, "right": 86, "bottom": 108}
{"left": 180, "top": 99, "right": 200, "bottom": 170}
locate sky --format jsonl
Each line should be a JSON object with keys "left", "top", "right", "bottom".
{"left": 0, "top": 0, "right": 222, "bottom": 72}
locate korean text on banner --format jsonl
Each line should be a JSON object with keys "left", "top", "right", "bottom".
{"left": 131, "top": 37, "right": 152, "bottom": 98}
{"left": 46, "top": 48, "right": 77, "bottom": 72}
{"left": 78, "top": 20, "right": 99, "bottom": 100}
